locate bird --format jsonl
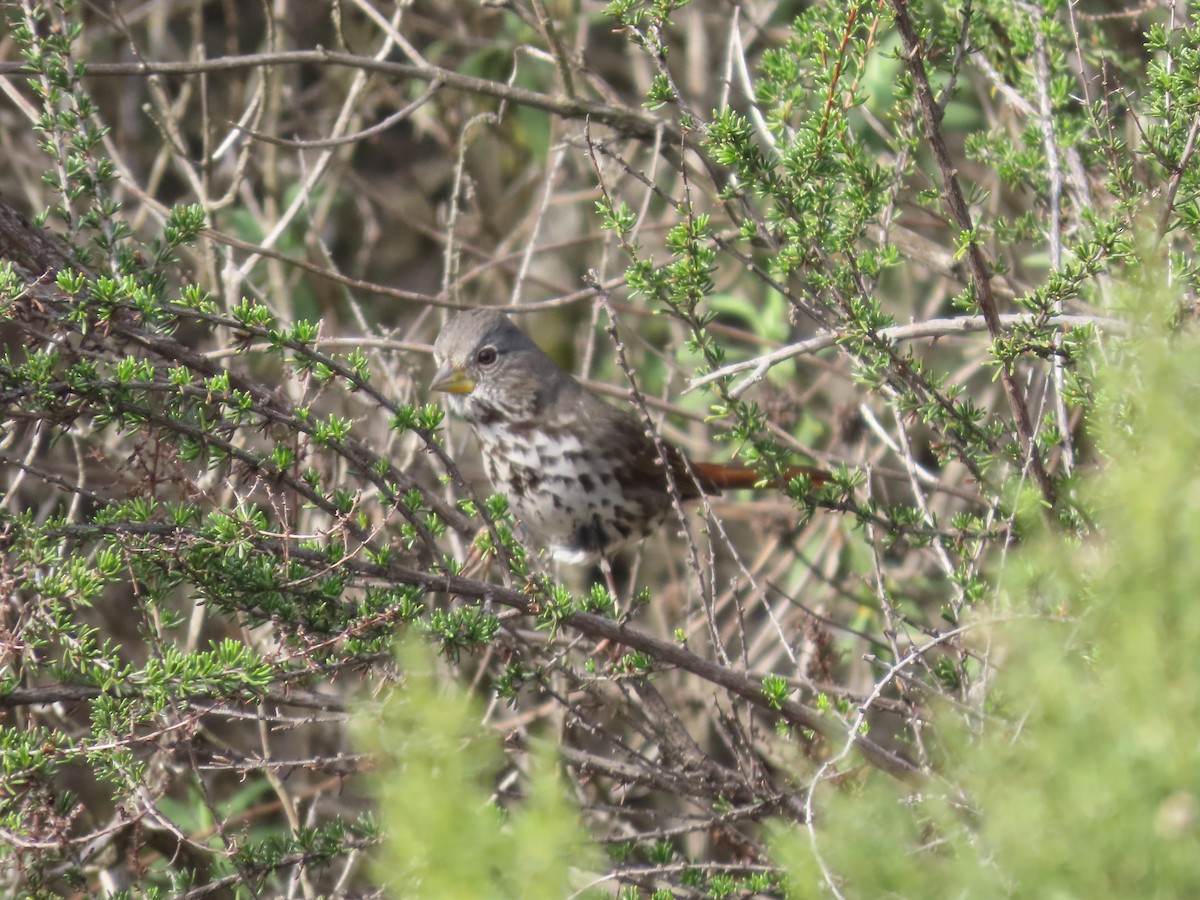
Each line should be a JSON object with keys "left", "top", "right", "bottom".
{"left": 430, "top": 308, "right": 827, "bottom": 564}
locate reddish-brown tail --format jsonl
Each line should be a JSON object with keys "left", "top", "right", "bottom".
{"left": 688, "top": 461, "right": 829, "bottom": 493}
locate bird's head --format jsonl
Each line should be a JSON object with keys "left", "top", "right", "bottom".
{"left": 430, "top": 309, "right": 561, "bottom": 423}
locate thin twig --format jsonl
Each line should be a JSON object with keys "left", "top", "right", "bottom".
{"left": 688, "top": 313, "right": 1124, "bottom": 395}
{"left": 890, "top": 0, "right": 1055, "bottom": 507}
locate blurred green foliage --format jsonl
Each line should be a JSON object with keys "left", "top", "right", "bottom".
{"left": 360, "top": 636, "right": 600, "bottom": 899}
{"left": 774, "top": 274, "right": 1200, "bottom": 895}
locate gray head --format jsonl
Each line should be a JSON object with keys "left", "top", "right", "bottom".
{"left": 430, "top": 309, "right": 573, "bottom": 423}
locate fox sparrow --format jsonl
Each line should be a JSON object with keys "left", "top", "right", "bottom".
{"left": 431, "top": 309, "right": 826, "bottom": 563}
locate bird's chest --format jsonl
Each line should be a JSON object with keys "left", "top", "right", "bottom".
{"left": 471, "top": 421, "right": 630, "bottom": 546}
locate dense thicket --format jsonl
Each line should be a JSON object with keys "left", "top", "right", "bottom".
{"left": 1, "top": 1, "right": 1197, "bottom": 897}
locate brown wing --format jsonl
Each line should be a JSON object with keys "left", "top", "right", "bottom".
{"left": 567, "top": 378, "right": 826, "bottom": 499}
{"left": 588, "top": 401, "right": 705, "bottom": 502}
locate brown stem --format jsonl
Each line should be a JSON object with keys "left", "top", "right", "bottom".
{"left": 0, "top": 52, "right": 666, "bottom": 141}
{"left": 889, "top": 0, "right": 1056, "bottom": 508}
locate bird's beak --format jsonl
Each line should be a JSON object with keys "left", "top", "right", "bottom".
{"left": 429, "top": 363, "right": 476, "bottom": 395}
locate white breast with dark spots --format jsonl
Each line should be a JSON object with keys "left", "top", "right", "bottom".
{"left": 473, "top": 420, "right": 662, "bottom": 562}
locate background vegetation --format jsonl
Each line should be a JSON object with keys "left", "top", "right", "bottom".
{"left": 0, "top": 0, "right": 1195, "bottom": 896}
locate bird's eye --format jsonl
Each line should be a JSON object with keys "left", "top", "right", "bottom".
{"left": 475, "top": 346, "right": 498, "bottom": 367}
